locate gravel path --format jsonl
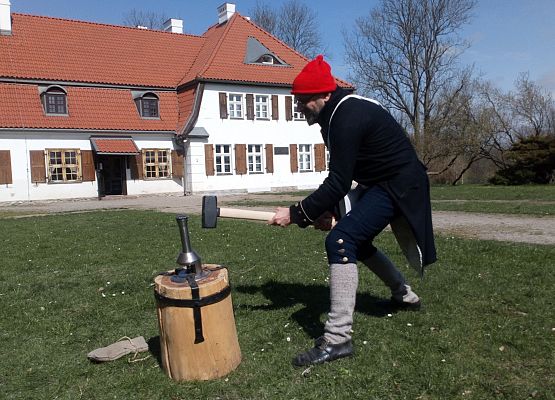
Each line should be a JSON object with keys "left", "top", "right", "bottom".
{"left": 2, "top": 192, "right": 554, "bottom": 245}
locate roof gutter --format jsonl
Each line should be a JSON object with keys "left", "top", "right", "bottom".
{"left": 182, "top": 77, "right": 355, "bottom": 91}
{"left": 0, "top": 128, "right": 175, "bottom": 134}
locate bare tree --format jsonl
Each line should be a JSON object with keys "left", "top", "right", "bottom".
{"left": 510, "top": 73, "right": 554, "bottom": 137}
{"left": 123, "top": 9, "right": 169, "bottom": 30}
{"left": 251, "top": 1, "right": 278, "bottom": 36}
{"left": 250, "top": 0, "right": 323, "bottom": 58}
{"left": 344, "top": 0, "right": 476, "bottom": 158}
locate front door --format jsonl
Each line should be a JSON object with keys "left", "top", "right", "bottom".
{"left": 97, "top": 156, "right": 127, "bottom": 196}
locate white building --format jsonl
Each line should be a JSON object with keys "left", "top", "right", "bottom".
{"left": 0, "top": 2, "right": 353, "bottom": 202}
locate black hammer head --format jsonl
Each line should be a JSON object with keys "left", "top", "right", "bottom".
{"left": 201, "top": 195, "right": 219, "bottom": 228}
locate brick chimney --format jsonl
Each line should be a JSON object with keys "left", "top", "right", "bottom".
{"left": 217, "top": 3, "right": 235, "bottom": 25}
{"left": 0, "top": 0, "right": 11, "bottom": 35}
{"left": 163, "top": 18, "right": 183, "bottom": 34}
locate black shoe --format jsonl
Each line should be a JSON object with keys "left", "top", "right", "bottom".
{"left": 292, "top": 337, "right": 353, "bottom": 367}
{"left": 389, "top": 297, "right": 422, "bottom": 311}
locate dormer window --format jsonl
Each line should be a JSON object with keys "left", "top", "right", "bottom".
{"left": 40, "top": 86, "right": 68, "bottom": 115}
{"left": 133, "top": 92, "right": 160, "bottom": 118}
{"left": 244, "top": 37, "right": 288, "bottom": 66}
{"left": 256, "top": 54, "right": 277, "bottom": 64}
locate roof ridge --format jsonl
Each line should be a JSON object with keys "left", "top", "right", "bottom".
{"left": 11, "top": 12, "right": 202, "bottom": 39}
{"left": 239, "top": 14, "right": 353, "bottom": 88}
{"left": 238, "top": 14, "right": 310, "bottom": 64}
{"left": 194, "top": 13, "right": 239, "bottom": 79}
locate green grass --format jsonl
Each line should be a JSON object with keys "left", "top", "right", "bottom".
{"left": 0, "top": 210, "right": 44, "bottom": 218}
{"left": 224, "top": 185, "right": 555, "bottom": 216}
{"left": 431, "top": 185, "right": 555, "bottom": 215}
{"left": 1, "top": 211, "right": 554, "bottom": 399}
{"left": 430, "top": 184, "right": 555, "bottom": 201}
{"left": 431, "top": 200, "right": 554, "bottom": 215}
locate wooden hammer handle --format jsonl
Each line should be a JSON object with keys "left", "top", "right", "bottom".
{"left": 218, "top": 207, "right": 275, "bottom": 222}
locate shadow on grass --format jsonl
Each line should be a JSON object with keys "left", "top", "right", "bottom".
{"left": 235, "top": 281, "right": 389, "bottom": 338}
{"left": 147, "top": 336, "right": 163, "bottom": 369}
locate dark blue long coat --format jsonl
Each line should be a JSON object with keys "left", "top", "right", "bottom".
{"left": 290, "top": 88, "right": 437, "bottom": 272}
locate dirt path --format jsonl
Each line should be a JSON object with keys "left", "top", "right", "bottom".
{"left": 2, "top": 192, "right": 554, "bottom": 245}
{"left": 431, "top": 211, "right": 554, "bottom": 245}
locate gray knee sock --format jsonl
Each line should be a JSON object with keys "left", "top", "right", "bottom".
{"left": 362, "top": 250, "right": 406, "bottom": 294}
{"left": 363, "top": 250, "right": 419, "bottom": 303}
{"left": 323, "top": 263, "right": 358, "bottom": 344}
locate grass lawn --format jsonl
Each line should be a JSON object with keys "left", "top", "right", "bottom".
{"left": 431, "top": 185, "right": 555, "bottom": 216}
{"left": 224, "top": 185, "right": 555, "bottom": 216}
{"left": 1, "top": 211, "right": 554, "bottom": 399}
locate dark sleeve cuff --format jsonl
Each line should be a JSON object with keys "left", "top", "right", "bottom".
{"left": 289, "top": 202, "right": 312, "bottom": 228}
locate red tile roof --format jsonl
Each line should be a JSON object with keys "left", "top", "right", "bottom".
{"left": 0, "top": 14, "right": 204, "bottom": 87}
{"left": 0, "top": 12, "right": 353, "bottom": 131}
{"left": 180, "top": 14, "right": 352, "bottom": 88}
{"left": 90, "top": 137, "right": 140, "bottom": 154}
{"left": 0, "top": 83, "right": 178, "bottom": 131}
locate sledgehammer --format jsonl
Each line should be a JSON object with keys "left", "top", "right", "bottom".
{"left": 202, "top": 195, "right": 275, "bottom": 228}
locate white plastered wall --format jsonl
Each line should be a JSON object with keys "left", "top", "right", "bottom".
{"left": 186, "top": 83, "right": 328, "bottom": 194}
{"left": 0, "top": 130, "right": 183, "bottom": 202}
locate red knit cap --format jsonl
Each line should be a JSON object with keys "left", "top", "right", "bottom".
{"left": 291, "top": 55, "right": 337, "bottom": 95}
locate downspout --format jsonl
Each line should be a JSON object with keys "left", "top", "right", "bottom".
{"left": 176, "top": 82, "right": 205, "bottom": 195}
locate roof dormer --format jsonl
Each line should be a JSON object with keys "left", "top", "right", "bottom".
{"left": 39, "top": 85, "right": 68, "bottom": 115}
{"left": 244, "top": 37, "right": 288, "bottom": 66}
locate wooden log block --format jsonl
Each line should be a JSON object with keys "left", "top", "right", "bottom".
{"left": 154, "top": 264, "right": 241, "bottom": 381}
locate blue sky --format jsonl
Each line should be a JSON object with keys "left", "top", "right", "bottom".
{"left": 9, "top": 0, "right": 555, "bottom": 95}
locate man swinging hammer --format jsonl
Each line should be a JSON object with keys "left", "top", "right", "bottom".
{"left": 269, "top": 55, "right": 437, "bottom": 367}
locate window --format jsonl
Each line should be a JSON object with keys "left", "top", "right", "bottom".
{"left": 245, "top": 38, "right": 288, "bottom": 66}
{"left": 248, "top": 144, "right": 263, "bottom": 174}
{"left": 256, "top": 54, "right": 277, "bottom": 64}
{"left": 143, "top": 149, "right": 170, "bottom": 178}
{"left": 215, "top": 144, "right": 232, "bottom": 175}
{"left": 42, "top": 87, "right": 68, "bottom": 115}
{"left": 255, "top": 95, "right": 269, "bottom": 119}
{"left": 298, "top": 144, "right": 312, "bottom": 172}
{"left": 47, "top": 149, "right": 80, "bottom": 182}
{"left": 135, "top": 93, "right": 159, "bottom": 118}
{"left": 293, "top": 101, "right": 305, "bottom": 120}
{"left": 228, "top": 94, "right": 243, "bottom": 119}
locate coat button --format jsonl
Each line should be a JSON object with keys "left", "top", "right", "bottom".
{"left": 338, "top": 249, "right": 345, "bottom": 254}
{"left": 342, "top": 257, "right": 349, "bottom": 263}
{"left": 336, "top": 239, "right": 344, "bottom": 244}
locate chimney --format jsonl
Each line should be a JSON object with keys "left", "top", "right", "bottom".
{"left": 163, "top": 18, "right": 183, "bottom": 34}
{"left": 217, "top": 3, "right": 235, "bottom": 25}
{"left": 0, "top": 0, "right": 11, "bottom": 36}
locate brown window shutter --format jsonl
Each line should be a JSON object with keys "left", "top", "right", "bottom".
{"left": 271, "top": 95, "right": 279, "bottom": 120}
{"left": 235, "top": 144, "right": 247, "bottom": 175}
{"left": 171, "top": 150, "right": 184, "bottom": 178}
{"left": 81, "top": 150, "right": 95, "bottom": 182}
{"left": 130, "top": 153, "right": 144, "bottom": 180}
{"left": 219, "top": 92, "right": 228, "bottom": 119}
{"left": 314, "top": 143, "right": 326, "bottom": 172}
{"left": 246, "top": 94, "right": 254, "bottom": 120}
{"left": 289, "top": 144, "right": 298, "bottom": 173}
{"left": 30, "top": 150, "right": 46, "bottom": 183}
{"left": 285, "top": 96, "right": 293, "bottom": 121}
{"left": 265, "top": 144, "right": 274, "bottom": 173}
{"left": 204, "top": 144, "right": 215, "bottom": 176}
{"left": 0, "top": 150, "right": 13, "bottom": 185}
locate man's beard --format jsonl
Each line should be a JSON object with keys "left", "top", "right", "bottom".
{"left": 304, "top": 109, "right": 319, "bottom": 126}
